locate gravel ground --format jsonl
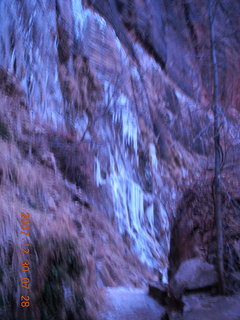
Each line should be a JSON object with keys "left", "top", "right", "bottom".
{"left": 184, "top": 292, "right": 240, "bottom": 320}
{"left": 98, "top": 287, "right": 165, "bottom": 320}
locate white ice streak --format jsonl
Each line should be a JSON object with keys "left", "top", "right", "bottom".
{"left": 113, "top": 93, "right": 138, "bottom": 156}
{"left": 149, "top": 143, "right": 158, "bottom": 170}
{"left": 72, "top": 0, "right": 106, "bottom": 42}
{"left": 145, "top": 203, "right": 155, "bottom": 234}
{"left": 108, "top": 151, "right": 168, "bottom": 278}
{"left": 94, "top": 157, "right": 105, "bottom": 187}
{"left": 72, "top": 0, "right": 170, "bottom": 281}
{"left": 102, "top": 81, "right": 138, "bottom": 155}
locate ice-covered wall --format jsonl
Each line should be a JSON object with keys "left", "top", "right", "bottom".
{"left": 0, "top": 0, "right": 63, "bottom": 124}
{"left": 0, "top": 0, "right": 204, "bottom": 283}
{"left": 66, "top": 1, "right": 172, "bottom": 281}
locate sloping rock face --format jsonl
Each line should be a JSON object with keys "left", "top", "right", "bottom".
{"left": 0, "top": 0, "right": 239, "bottom": 286}
{"left": 90, "top": 0, "right": 240, "bottom": 113}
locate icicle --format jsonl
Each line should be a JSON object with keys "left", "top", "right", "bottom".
{"left": 108, "top": 151, "right": 166, "bottom": 269}
{"left": 110, "top": 92, "right": 138, "bottom": 156}
{"left": 149, "top": 143, "right": 158, "bottom": 170}
{"left": 146, "top": 204, "right": 154, "bottom": 234}
{"left": 71, "top": 0, "right": 87, "bottom": 40}
{"left": 94, "top": 157, "right": 105, "bottom": 187}
{"left": 72, "top": 0, "right": 107, "bottom": 42}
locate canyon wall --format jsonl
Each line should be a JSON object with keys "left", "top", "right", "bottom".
{"left": 0, "top": 0, "right": 239, "bottom": 287}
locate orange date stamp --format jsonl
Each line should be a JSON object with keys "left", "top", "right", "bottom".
{"left": 20, "top": 212, "right": 31, "bottom": 308}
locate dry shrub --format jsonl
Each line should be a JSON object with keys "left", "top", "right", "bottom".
{"left": 0, "top": 141, "right": 97, "bottom": 319}
{"left": 0, "top": 68, "right": 23, "bottom": 97}
{"left": 0, "top": 140, "right": 55, "bottom": 212}
{"left": 0, "top": 141, "right": 21, "bottom": 186}
{"left": 0, "top": 92, "right": 28, "bottom": 147}
{"left": 0, "top": 198, "right": 94, "bottom": 320}
{"left": 0, "top": 112, "right": 99, "bottom": 319}
{"left": 58, "top": 55, "right": 102, "bottom": 132}
{"left": 49, "top": 132, "right": 94, "bottom": 191}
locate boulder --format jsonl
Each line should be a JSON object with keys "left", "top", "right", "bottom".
{"left": 173, "top": 257, "right": 217, "bottom": 291}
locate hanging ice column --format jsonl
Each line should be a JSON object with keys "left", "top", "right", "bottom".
{"left": 103, "top": 84, "right": 168, "bottom": 277}
{"left": 72, "top": 0, "right": 169, "bottom": 282}
{"left": 107, "top": 149, "right": 166, "bottom": 274}
{"left": 94, "top": 157, "right": 106, "bottom": 187}
{"left": 111, "top": 93, "right": 138, "bottom": 157}
{"left": 110, "top": 161, "right": 144, "bottom": 234}
{"left": 107, "top": 92, "right": 169, "bottom": 280}
{"left": 71, "top": 0, "right": 86, "bottom": 39}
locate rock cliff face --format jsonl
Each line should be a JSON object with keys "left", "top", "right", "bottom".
{"left": 90, "top": 0, "right": 240, "bottom": 111}
{"left": 0, "top": 0, "right": 239, "bottom": 290}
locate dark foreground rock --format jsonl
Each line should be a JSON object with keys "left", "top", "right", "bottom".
{"left": 159, "top": 258, "right": 218, "bottom": 320}
{"left": 148, "top": 282, "right": 168, "bottom": 306}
